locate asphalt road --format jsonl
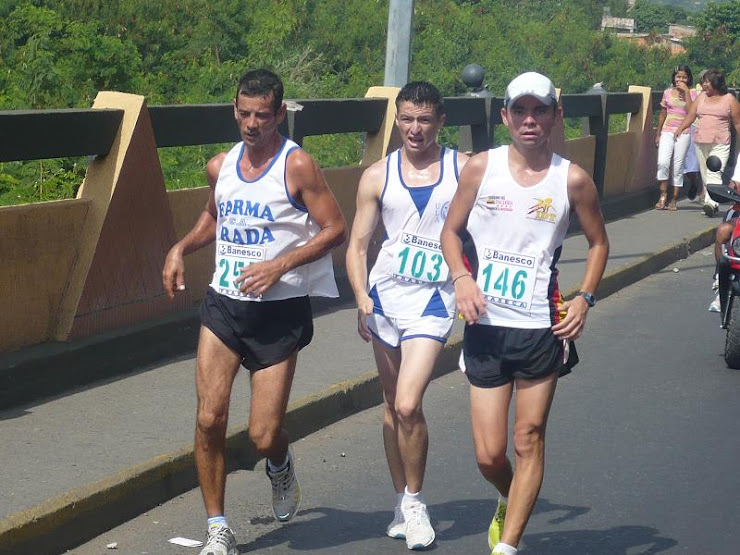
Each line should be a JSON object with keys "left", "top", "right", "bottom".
{"left": 69, "top": 246, "right": 740, "bottom": 554}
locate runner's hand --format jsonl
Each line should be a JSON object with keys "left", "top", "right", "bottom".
{"left": 551, "top": 296, "right": 589, "bottom": 340}
{"left": 357, "top": 295, "right": 374, "bottom": 342}
{"left": 162, "top": 248, "right": 186, "bottom": 299}
{"left": 454, "top": 275, "right": 486, "bottom": 325}
{"left": 234, "top": 258, "right": 286, "bottom": 297}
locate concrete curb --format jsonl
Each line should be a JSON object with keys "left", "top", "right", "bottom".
{"left": 0, "top": 223, "right": 716, "bottom": 554}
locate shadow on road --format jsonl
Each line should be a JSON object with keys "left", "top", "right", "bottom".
{"left": 232, "top": 496, "right": 674, "bottom": 553}
{"left": 523, "top": 525, "right": 677, "bottom": 554}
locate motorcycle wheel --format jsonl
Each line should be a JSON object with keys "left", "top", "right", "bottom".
{"left": 724, "top": 294, "right": 740, "bottom": 368}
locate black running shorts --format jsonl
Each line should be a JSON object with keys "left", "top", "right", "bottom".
{"left": 462, "top": 324, "right": 578, "bottom": 388}
{"left": 200, "top": 287, "right": 313, "bottom": 371}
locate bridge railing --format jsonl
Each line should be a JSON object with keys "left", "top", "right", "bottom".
{"left": 0, "top": 108, "right": 123, "bottom": 162}
{"left": 0, "top": 86, "right": 658, "bottom": 356}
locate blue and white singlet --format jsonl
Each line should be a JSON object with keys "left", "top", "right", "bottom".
{"left": 209, "top": 137, "right": 338, "bottom": 302}
{"left": 367, "top": 146, "right": 460, "bottom": 319}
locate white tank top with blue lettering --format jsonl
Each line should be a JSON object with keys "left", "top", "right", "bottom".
{"left": 465, "top": 146, "right": 571, "bottom": 328}
{"left": 367, "top": 147, "right": 460, "bottom": 319}
{"left": 209, "top": 137, "right": 338, "bottom": 301}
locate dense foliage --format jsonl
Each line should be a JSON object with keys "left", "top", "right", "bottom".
{"left": 0, "top": 0, "right": 733, "bottom": 205}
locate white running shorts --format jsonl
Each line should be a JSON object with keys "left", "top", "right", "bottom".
{"left": 367, "top": 312, "right": 453, "bottom": 348}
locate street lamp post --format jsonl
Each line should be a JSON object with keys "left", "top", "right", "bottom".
{"left": 384, "top": 0, "right": 415, "bottom": 87}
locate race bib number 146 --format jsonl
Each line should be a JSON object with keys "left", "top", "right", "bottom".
{"left": 477, "top": 248, "right": 537, "bottom": 310}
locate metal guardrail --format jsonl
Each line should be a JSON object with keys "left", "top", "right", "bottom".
{"left": 148, "top": 104, "right": 241, "bottom": 147}
{"left": 0, "top": 109, "right": 124, "bottom": 162}
{"left": 0, "top": 92, "right": 652, "bottom": 195}
{"left": 443, "top": 96, "right": 489, "bottom": 152}
{"left": 148, "top": 98, "right": 388, "bottom": 148}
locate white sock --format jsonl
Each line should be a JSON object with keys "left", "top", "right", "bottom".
{"left": 493, "top": 542, "right": 517, "bottom": 555}
{"left": 403, "top": 485, "right": 424, "bottom": 506}
{"left": 395, "top": 492, "right": 404, "bottom": 508}
{"left": 207, "top": 515, "right": 228, "bottom": 529}
{"left": 498, "top": 494, "right": 508, "bottom": 506}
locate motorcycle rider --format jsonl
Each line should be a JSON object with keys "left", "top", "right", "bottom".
{"left": 709, "top": 157, "right": 740, "bottom": 312}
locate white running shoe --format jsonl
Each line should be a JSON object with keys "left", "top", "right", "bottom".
{"left": 266, "top": 446, "right": 302, "bottom": 522}
{"left": 403, "top": 499, "right": 435, "bottom": 550}
{"left": 199, "top": 523, "right": 237, "bottom": 555}
{"left": 703, "top": 201, "right": 719, "bottom": 217}
{"left": 709, "top": 294, "right": 721, "bottom": 313}
{"left": 387, "top": 504, "right": 406, "bottom": 539}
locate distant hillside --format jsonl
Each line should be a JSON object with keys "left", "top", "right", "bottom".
{"left": 651, "top": 0, "right": 729, "bottom": 11}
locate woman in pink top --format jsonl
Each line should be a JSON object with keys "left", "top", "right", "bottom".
{"left": 675, "top": 68, "right": 740, "bottom": 216}
{"left": 654, "top": 65, "right": 696, "bottom": 211}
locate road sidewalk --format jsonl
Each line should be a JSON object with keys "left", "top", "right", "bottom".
{"left": 0, "top": 197, "right": 719, "bottom": 554}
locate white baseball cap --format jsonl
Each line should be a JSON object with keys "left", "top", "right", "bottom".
{"left": 504, "top": 72, "right": 557, "bottom": 107}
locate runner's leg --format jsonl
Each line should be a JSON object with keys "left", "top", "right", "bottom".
{"left": 373, "top": 340, "right": 405, "bottom": 493}
{"left": 194, "top": 326, "right": 242, "bottom": 517}
{"left": 501, "top": 372, "right": 558, "bottom": 547}
{"left": 396, "top": 337, "right": 444, "bottom": 492}
{"left": 248, "top": 351, "right": 298, "bottom": 463}
{"left": 470, "top": 382, "right": 514, "bottom": 495}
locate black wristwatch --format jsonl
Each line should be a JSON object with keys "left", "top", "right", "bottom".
{"left": 576, "top": 291, "right": 595, "bottom": 307}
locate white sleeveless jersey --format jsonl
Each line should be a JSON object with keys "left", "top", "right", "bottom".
{"left": 209, "top": 137, "right": 338, "bottom": 301}
{"left": 367, "top": 147, "right": 460, "bottom": 319}
{"left": 465, "top": 146, "right": 571, "bottom": 328}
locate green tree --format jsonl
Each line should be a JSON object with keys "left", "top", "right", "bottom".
{"left": 632, "top": 0, "right": 688, "bottom": 33}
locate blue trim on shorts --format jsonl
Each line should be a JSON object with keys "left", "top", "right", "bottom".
{"left": 369, "top": 327, "right": 400, "bottom": 349}
{"left": 401, "top": 333, "right": 446, "bottom": 344}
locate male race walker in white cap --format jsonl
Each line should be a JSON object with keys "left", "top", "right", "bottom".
{"left": 346, "top": 81, "right": 468, "bottom": 550}
{"left": 441, "top": 72, "right": 609, "bottom": 555}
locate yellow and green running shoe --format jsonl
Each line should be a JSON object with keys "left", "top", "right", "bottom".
{"left": 488, "top": 498, "right": 507, "bottom": 549}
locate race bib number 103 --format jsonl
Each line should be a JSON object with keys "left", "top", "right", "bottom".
{"left": 393, "top": 232, "right": 449, "bottom": 284}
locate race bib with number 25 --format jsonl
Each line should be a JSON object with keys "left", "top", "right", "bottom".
{"left": 215, "top": 241, "right": 266, "bottom": 297}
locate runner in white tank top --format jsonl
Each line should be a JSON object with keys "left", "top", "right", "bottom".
{"left": 209, "top": 136, "right": 338, "bottom": 302}
{"left": 162, "top": 69, "right": 347, "bottom": 554}
{"left": 346, "top": 82, "right": 469, "bottom": 550}
{"left": 366, "top": 145, "right": 459, "bottom": 320}
{"left": 465, "top": 145, "right": 571, "bottom": 328}
{"left": 441, "top": 72, "right": 609, "bottom": 555}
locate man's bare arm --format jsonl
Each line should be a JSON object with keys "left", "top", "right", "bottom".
{"left": 345, "top": 161, "right": 385, "bottom": 341}
{"left": 552, "top": 164, "right": 609, "bottom": 340}
{"left": 162, "top": 153, "right": 225, "bottom": 298}
{"left": 441, "top": 152, "right": 487, "bottom": 324}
